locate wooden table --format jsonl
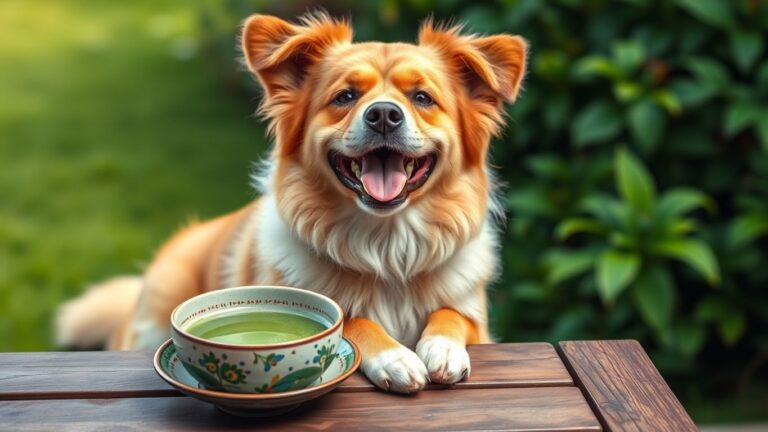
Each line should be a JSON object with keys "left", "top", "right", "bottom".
{"left": 0, "top": 340, "right": 696, "bottom": 431}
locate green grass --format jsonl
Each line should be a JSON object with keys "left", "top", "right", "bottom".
{"left": 0, "top": 0, "right": 267, "bottom": 351}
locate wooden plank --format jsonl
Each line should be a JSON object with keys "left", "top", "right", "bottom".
{"left": 0, "top": 343, "right": 571, "bottom": 400}
{"left": 342, "top": 342, "right": 573, "bottom": 392}
{"left": 558, "top": 340, "right": 697, "bottom": 432}
{"left": 0, "top": 350, "right": 172, "bottom": 400}
{"left": 0, "top": 387, "right": 601, "bottom": 432}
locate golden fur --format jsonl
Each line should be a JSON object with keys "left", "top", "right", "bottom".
{"left": 57, "top": 12, "right": 527, "bottom": 393}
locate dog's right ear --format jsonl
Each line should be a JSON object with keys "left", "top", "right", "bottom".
{"left": 241, "top": 13, "right": 353, "bottom": 100}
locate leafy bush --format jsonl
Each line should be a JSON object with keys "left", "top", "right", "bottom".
{"left": 196, "top": 0, "right": 768, "bottom": 417}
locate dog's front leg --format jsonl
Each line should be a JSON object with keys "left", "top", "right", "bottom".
{"left": 415, "top": 308, "right": 479, "bottom": 384}
{"left": 344, "top": 318, "right": 428, "bottom": 394}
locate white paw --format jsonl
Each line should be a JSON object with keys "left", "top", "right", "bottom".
{"left": 416, "top": 336, "right": 471, "bottom": 384}
{"left": 362, "top": 346, "right": 428, "bottom": 394}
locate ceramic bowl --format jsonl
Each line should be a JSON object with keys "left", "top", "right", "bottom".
{"left": 171, "top": 286, "right": 343, "bottom": 394}
{"left": 154, "top": 337, "right": 360, "bottom": 416}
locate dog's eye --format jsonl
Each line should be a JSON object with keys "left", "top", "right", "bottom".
{"left": 412, "top": 91, "right": 435, "bottom": 107}
{"left": 333, "top": 89, "right": 357, "bottom": 106}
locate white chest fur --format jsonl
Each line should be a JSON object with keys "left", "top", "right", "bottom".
{"left": 252, "top": 195, "right": 498, "bottom": 348}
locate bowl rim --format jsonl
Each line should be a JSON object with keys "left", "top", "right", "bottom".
{"left": 170, "top": 285, "right": 344, "bottom": 351}
{"left": 153, "top": 337, "right": 361, "bottom": 400}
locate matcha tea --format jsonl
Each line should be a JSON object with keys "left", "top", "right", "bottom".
{"left": 187, "top": 310, "right": 327, "bottom": 344}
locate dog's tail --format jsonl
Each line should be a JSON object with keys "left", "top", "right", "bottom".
{"left": 56, "top": 276, "right": 143, "bottom": 349}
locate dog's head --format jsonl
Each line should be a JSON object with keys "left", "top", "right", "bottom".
{"left": 241, "top": 13, "right": 526, "bottom": 276}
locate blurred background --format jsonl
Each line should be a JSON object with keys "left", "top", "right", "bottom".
{"left": 1, "top": 0, "right": 767, "bottom": 426}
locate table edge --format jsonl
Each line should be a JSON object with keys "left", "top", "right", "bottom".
{"left": 557, "top": 339, "right": 697, "bottom": 432}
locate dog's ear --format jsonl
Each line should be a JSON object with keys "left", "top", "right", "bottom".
{"left": 418, "top": 21, "right": 527, "bottom": 103}
{"left": 241, "top": 13, "right": 352, "bottom": 156}
{"left": 241, "top": 13, "right": 353, "bottom": 99}
{"left": 419, "top": 22, "right": 527, "bottom": 165}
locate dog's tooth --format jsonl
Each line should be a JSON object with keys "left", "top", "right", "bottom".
{"left": 351, "top": 160, "right": 361, "bottom": 179}
{"left": 405, "top": 159, "right": 414, "bottom": 177}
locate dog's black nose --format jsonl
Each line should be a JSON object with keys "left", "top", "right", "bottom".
{"left": 364, "top": 102, "right": 403, "bottom": 136}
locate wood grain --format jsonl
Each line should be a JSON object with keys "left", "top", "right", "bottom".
{"left": 0, "top": 387, "right": 601, "bottom": 432}
{"left": 0, "top": 343, "right": 572, "bottom": 400}
{"left": 558, "top": 340, "right": 696, "bottom": 432}
{"left": 342, "top": 342, "right": 573, "bottom": 392}
{"left": 0, "top": 350, "right": 172, "bottom": 400}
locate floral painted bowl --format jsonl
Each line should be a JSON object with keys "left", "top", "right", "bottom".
{"left": 171, "top": 286, "right": 344, "bottom": 394}
{"left": 154, "top": 337, "right": 360, "bottom": 416}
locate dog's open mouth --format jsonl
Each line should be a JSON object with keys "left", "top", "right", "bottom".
{"left": 329, "top": 148, "right": 437, "bottom": 208}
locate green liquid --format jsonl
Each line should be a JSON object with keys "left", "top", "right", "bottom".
{"left": 187, "top": 310, "right": 327, "bottom": 344}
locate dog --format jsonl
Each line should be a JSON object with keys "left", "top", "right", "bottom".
{"left": 56, "top": 12, "right": 527, "bottom": 394}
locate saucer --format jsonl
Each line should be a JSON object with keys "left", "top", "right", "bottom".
{"left": 153, "top": 336, "right": 360, "bottom": 417}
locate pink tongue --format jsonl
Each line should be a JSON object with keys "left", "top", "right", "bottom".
{"left": 360, "top": 152, "right": 407, "bottom": 202}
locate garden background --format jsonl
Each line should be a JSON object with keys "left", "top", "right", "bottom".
{"left": 1, "top": 0, "right": 766, "bottom": 424}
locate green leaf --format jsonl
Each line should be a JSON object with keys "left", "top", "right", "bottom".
{"left": 271, "top": 367, "right": 323, "bottom": 392}
{"left": 685, "top": 57, "right": 730, "bottom": 91}
{"left": 505, "top": 187, "right": 557, "bottom": 217}
{"left": 726, "top": 214, "right": 768, "bottom": 250}
{"left": 579, "top": 194, "right": 631, "bottom": 231}
{"left": 510, "top": 217, "right": 534, "bottom": 237}
{"left": 616, "top": 148, "right": 656, "bottom": 213}
{"left": 546, "top": 305, "right": 598, "bottom": 342}
{"left": 671, "top": 78, "right": 717, "bottom": 107}
{"left": 661, "top": 218, "right": 698, "bottom": 236}
{"left": 675, "top": 320, "right": 706, "bottom": 357}
{"left": 572, "top": 101, "right": 622, "bottom": 147}
{"left": 596, "top": 249, "right": 641, "bottom": 304}
{"left": 525, "top": 154, "right": 568, "bottom": 180}
{"left": 724, "top": 103, "right": 761, "bottom": 137}
{"left": 573, "top": 56, "right": 621, "bottom": 80}
{"left": 609, "top": 232, "right": 637, "bottom": 249}
{"left": 555, "top": 218, "right": 607, "bottom": 240}
{"left": 628, "top": 99, "right": 666, "bottom": 154}
{"left": 676, "top": 0, "right": 735, "bottom": 29}
{"left": 534, "top": 50, "right": 569, "bottom": 81}
{"left": 651, "top": 90, "right": 682, "bottom": 116}
{"left": 651, "top": 239, "right": 720, "bottom": 285}
{"left": 696, "top": 296, "right": 729, "bottom": 321}
{"left": 631, "top": 264, "right": 675, "bottom": 331}
{"left": 657, "top": 188, "right": 714, "bottom": 221}
{"left": 719, "top": 313, "right": 747, "bottom": 345}
{"left": 544, "top": 249, "right": 598, "bottom": 285}
{"left": 612, "top": 40, "right": 646, "bottom": 73}
{"left": 695, "top": 296, "right": 747, "bottom": 345}
{"left": 730, "top": 30, "right": 764, "bottom": 73}
{"left": 613, "top": 80, "right": 643, "bottom": 103}
{"left": 510, "top": 281, "right": 550, "bottom": 301}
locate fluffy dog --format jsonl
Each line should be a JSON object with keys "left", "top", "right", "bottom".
{"left": 57, "top": 13, "right": 527, "bottom": 393}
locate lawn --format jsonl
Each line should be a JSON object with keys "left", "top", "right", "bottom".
{"left": 0, "top": 0, "right": 267, "bottom": 351}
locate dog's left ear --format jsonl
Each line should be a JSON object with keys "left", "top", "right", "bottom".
{"left": 419, "top": 22, "right": 527, "bottom": 165}
{"left": 241, "top": 13, "right": 353, "bottom": 99}
{"left": 418, "top": 22, "right": 527, "bottom": 103}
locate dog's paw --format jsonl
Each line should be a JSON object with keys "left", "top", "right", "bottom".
{"left": 415, "top": 335, "right": 471, "bottom": 384}
{"left": 362, "top": 346, "right": 428, "bottom": 394}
